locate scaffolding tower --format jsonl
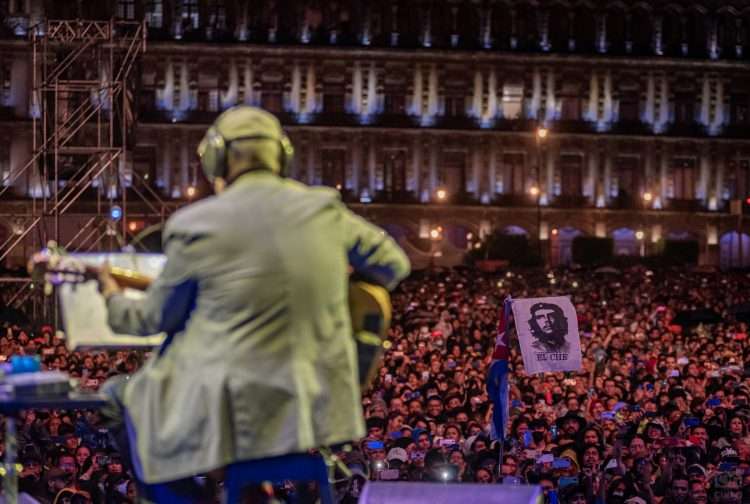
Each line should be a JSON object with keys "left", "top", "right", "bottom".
{"left": 0, "top": 18, "right": 147, "bottom": 319}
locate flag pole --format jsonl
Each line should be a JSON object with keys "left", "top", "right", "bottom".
{"left": 489, "top": 296, "right": 512, "bottom": 482}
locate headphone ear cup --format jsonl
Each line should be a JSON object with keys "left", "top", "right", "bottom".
{"left": 198, "top": 127, "right": 227, "bottom": 182}
{"left": 278, "top": 135, "right": 294, "bottom": 177}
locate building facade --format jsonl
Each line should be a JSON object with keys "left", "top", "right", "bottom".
{"left": 1, "top": 0, "right": 750, "bottom": 269}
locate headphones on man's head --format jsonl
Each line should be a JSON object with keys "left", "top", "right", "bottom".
{"left": 197, "top": 107, "right": 294, "bottom": 183}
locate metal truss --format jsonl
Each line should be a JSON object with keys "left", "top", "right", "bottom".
{"left": 0, "top": 19, "right": 148, "bottom": 317}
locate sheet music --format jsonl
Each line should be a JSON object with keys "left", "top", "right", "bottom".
{"left": 58, "top": 253, "right": 167, "bottom": 350}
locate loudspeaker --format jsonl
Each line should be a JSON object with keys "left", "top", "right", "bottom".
{"left": 359, "top": 482, "right": 542, "bottom": 504}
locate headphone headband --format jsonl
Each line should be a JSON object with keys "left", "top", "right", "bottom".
{"left": 197, "top": 108, "right": 294, "bottom": 183}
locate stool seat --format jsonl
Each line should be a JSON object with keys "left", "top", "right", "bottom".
{"left": 223, "top": 452, "right": 334, "bottom": 504}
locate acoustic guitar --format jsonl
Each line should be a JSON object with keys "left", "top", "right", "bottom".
{"left": 29, "top": 244, "right": 391, "bottom": 388}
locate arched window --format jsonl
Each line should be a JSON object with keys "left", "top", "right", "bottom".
{"left": 612, "top": 227, "right": 638, "bottom": 256}
{"left": 551, "top": 227, "right": 583, "bottom": 265}
{"left": 720, "top": 232, "right": 750, "bottom": 269}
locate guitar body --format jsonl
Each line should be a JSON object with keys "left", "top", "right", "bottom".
{"left": 348, "top": 281, "right": 392, "bottom": 389}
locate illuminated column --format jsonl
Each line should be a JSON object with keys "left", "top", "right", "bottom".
{"left": 350, "top": 62, "right": 363, "bottom": 114}
{"left": 242, "top": 61, "right": 254, "bottom": 105}
{"left": 178, "top": 61, "right": 191, "bottom": 112}
{"left": 289, "top": 63, "right": 302, "bottom": 113}
{"left": 545, "top": 69, "right": 556, "bottom": 121}
{"left": 643, "top": 73, "right": 655, "bottom": 125}
{"left": 644, "top": 143, "right": 654, "bottom": 199}
{"left": 602, "top": 71, "right": 613, "bottom": 124}
{"left": 659, "top": 146, "right": 669, "bottom": 204}
{"left": 584, "top": 147, "right": 597, "bottom": 199}
{"left": 545, "top": 142, "right": 556, "bottom": 199}
{"left": 410, "top": 66, "right": 423, "bottom": 116}
{"left": 364, "top": 63, "right": 379, "bottom": 116}
{"left": 715, "top": 151, "right": 726, "bottom": 202}
{"left": 470, "top": 143, "right": 481, "bottom": 196}
{"left": 603, "top": 148, "right": 613, "bottom": 204}
{"left": 156, "top": 60, "right": 175, "bottom": 110}
{"left": 220, "top": 60, "right": 239, "bottom": 109}
{"left": 698, "top": 147, "right": 710, "bottom": 202}
{"left": 9, "top": 58, "right": 29, "bottom": 118}
{"left": 712, "top": 78, "right": 725, "bottom": 132}
{"left": 528, "top": 67, "right": 542, "bottom": 119}
{"left": 700, "top": 75, "right": 710, "bottom": 126}
{"left": 429, "top": 138, "right": 438, "bottom": 194}
{"left": 304, "top": 63, "right": 317, "bottom": 114}
{"left": 657, "top": 75, "right": 670, "bottom": 131}
{"left": 306, "top": 138, "right": 316, "bottom": 185}
{"left": 488, "top": 141, "right": 497, "bottom": 196}
{"left": 367, "top": 139, "right": 376, "bottom": 192}
{"left": 410, "top": 135, "right": 421, "bottom": 194}
{"left": 351, "top": 134, "right": 362, "bottom": 192}
{"left": 426, "top": 65, "right": 439, "bottom": 118}
{"left": 159, "top": 135, "right": 172, "bottom": 193}
{"left": 484, "top": 69, "right": 498, "bottom": 123}
{"left": 471, "top": 70, "right": 483, "bottom": 119}
{"left": 586, "top": 72, "right": 599, "bottom": 122}
{"left": 175, "top": 130, "right": 190, "bottom": 198}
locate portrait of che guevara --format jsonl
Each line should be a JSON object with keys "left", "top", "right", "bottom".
{"left": 528, "top": 302, "right": 570, "bottom": 353}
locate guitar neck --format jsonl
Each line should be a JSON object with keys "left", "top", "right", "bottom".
{"left": 90, "top": 265, "right": 153, "bottom": 291}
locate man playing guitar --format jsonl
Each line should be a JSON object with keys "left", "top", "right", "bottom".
{"left": 97, "top": 106, "right": 410, "bottom": 502}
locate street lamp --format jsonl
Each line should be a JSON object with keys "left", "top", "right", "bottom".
{"left": 636, "top": 230, "right": 645, "bottom": 257}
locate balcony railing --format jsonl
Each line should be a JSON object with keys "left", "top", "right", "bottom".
{"left": 551, "top": 195, "right": 591, "bottom": 208}
{"left": 667, "top": 198, "right": 705, "bottom": 212}
{"left": 131, "top": 103, "right": 738, "bottom": 144}
{"left": 492, "top": 194, "right": 537, "bottom": 207}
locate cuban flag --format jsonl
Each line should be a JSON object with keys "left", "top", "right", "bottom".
{"left": 487, "top": 296, "right": 512, "bottom": 441}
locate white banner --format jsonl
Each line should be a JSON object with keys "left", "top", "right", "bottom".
{"left": 511, "top": 296, "right": 582, "bottom": 375}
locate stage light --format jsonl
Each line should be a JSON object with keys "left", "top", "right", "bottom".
{"left": 497, "top": 280, "right": 504, "bottom": 288}
{"left": 466, "top": 232, "right": 473, "bottom": 240}
{"left": 128, "top": 221, "right": 137, "bottom": 232}
{"left": 572, "top": 281, "right": 579, "bottom": 288}
{"left": 335, "top": 183, "right": 342, "bottom": 190}
{"left": 636, "top": 230, "right": 645, "bottom": 240}
{"left": 551, "top": 228, "right": 558, "bottom": 236}
{"left": 436, "top": 188, "right": 447, "bottom": 201}
{"left": 429, "top": 228, "right": 440, "bottom": 240}
{"left": 186, "top": 185, "right": 197, "bottom": 198}
{"left": 529, "top": 186, "right": 540, "bottom": 197}
{"left": 109, "top": 206, "right": 122, "bottom": 221}
{"left": 643, "top": 192, "right": 653, "bottom": 202}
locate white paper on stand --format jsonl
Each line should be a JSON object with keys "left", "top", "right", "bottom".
{"left": 58, "top": 253, "right": 167, "bottom": 350}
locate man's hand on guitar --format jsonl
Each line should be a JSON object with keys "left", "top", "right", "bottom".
{"left": 98, "top": 264, "right": 123, "bottom": 300}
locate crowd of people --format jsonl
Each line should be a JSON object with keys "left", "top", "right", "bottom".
{"left": 348, "top": 266, "right": 750, "bottom": 504}
{"left": 0, "top": 264, "right": 749, "bottom": 503}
